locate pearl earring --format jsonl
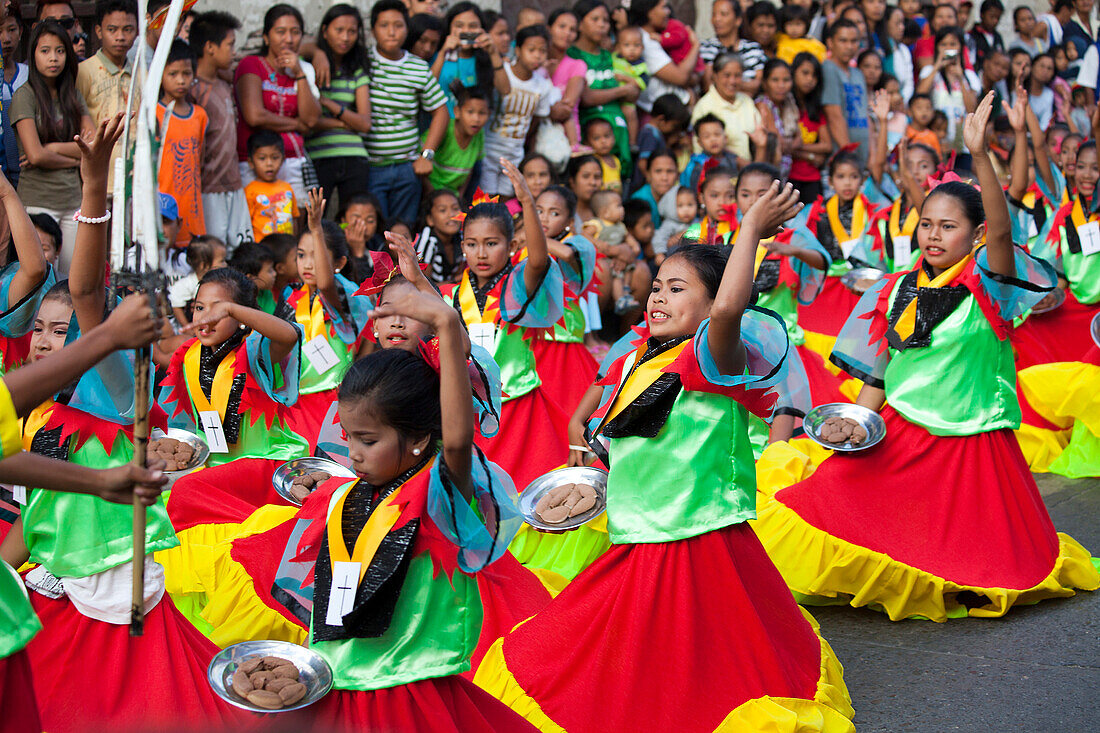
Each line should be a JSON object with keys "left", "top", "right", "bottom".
{"left": 373, "top": 332, "right": 379, "bottom": 339}
{"left": 412, "top": 448, "right": 421, "bottom": 456}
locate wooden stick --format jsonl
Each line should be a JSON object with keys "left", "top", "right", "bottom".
{"left": 130, "top": 343, "right": 151, "bottom": 636}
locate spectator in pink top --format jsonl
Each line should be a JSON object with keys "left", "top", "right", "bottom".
{"left": 547, "top": 7, "right": 588, "bottom": 152}
{"left": 234, "top": 4, "right": 321, "bottom": 205}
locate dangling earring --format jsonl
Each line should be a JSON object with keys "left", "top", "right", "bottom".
{"left": 412, "top": 448, "right": 422, "bottom": 456}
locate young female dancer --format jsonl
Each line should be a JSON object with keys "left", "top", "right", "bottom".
{"left": 441, "top": 158, "right": 569, "bottom": 491}
{"left": 475, "top": 184, "right": 856, "bottom": 732}
{"left": 752, "top": 93, "right": 1100, "bottom": 622}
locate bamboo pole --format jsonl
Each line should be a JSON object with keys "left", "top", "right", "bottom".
{"left": 130, "top": 343, "right": 152, "bottom": 636}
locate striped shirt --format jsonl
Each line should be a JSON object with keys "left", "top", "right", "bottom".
{"left": 699, "top": 38, "right": 767, "bottom": 80}
{"left": 306, "top": 67, "right": 369, "bottom": 161}
{"left": 365, "top": 49, "right": 446, "bottom": 165}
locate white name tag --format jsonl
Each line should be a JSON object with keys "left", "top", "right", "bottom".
{"left": 468, "top": 322, "right": 497, "bottom": 352}
{"left": 11, "top": 484, "right": 25, "bottom": 505}
{"left": 1078, "top": 221, "right": 1100, "bottom": 256}
{"left": 326, "top": 560, "right": 361, "bottom": 626}
{"left": 304, "top": 335, "right": 341, "bottom": 374}
{"left": 892, "top": 235, "right": 911, "bottom": 266}
{"left": 840, "top": 238, "right": 860, "bottom": 259}
{"left": 198, "top": 410, "right": 229, "bottom": 453}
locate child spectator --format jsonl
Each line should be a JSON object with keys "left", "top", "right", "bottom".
{"left": 614, "top": 197, "right": 654, "bottom": 317}
{"left": 632, "top": 92, "right": 690, "bottom": 190}
{"left": 755, "top": 58, "right": 801, "bottom": 176}
{"left": 30, "top": 212, "right": 62, "bottom": 267}
{"left": 630, "top": 149, "right": 679, "bottom": 227}
{"left": 520, "top": 153, "right": 554, "bottom": 200}
{"left": 613, "top": 26, "right": 648, "bottom": 147}
{"left": 480, "top": 24, "right": 557, "bottom": 195}
{"left": 245, "top": 130, "right": 298, "bottom": 241}
{"left": 931, "top": 110, "right": 950, "bottom": 151}
{"left": 337, "top": 192, "right": 386, "bottom": 281}
{"left": 681, "top": 114, "right": 740, "bottom": 190}
{"left": 790, "top": 52, "right": 832, "bottom": 204}
{"left": 260, "top": 231, "right": 299, "bottom": 298}
{"left": 157, "top": 39, "right": 207, "bottom": 249}
{"left": 652, "top": 185, "right": 698, "bottom": 263}
{"left": 12, "top": 20, "right": 92, "bottom": 276}
{"left": 661, "top": 17, "right": 705, "bottom": 74}
{"left": 414, "top": 189, "right": 463, "bottom": 283}
{"left": 584, "top": 118, "right": 623, "bottom": 192}
{"left": 906, "top": 93, "right": 942, "bottom": 157}
{"left": 167, "top": 235, "right": 227, "bottom": 326}
{"left": 227, "top": 239, "right": 280, "bottom": 313}
{"left": 427, "top": 82, "right": 488, "bottom": 194}
{"left": 582, "top": 190, "right": 626, "bottom": 249}
{"left": 76, "top": 0, "right": 138, "bottom": 198}
{"left": 776, "top": 5, "right": 826, "bottom": 63}
{"left": 190, "top": 10, "right": 252, "bottom": 252}
{"left": 877, "top": 74, "right": 909, "bottom": 149}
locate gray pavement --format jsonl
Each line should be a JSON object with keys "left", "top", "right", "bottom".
{"left": 814, "top": 474, "right": 1100, "bottom": 732}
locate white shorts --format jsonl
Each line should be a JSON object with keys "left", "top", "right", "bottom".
{"left": 202, "top": 189, "right": 253, "bottom": 254}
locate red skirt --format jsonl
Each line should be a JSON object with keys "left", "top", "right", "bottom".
{"left": 474, "top": 388, "right": 569, "bottom": 492}
{"left": 798, "top": 344, "right": 850, "bottom": 406}
{"left": 797, "top": 276, "right": 862, "bottom": 339}
{"left": 775, "top": 406, "right": 1059, "bottom": 589}
{"left": 285, "top": 675, "right": 537, "bottom": 732}
{"left": 1011, "top": 289, "right": 1100, "bottom": 370}
{"left": 499, "top": 524, "right": 828, "bottom": 732}
{"left": 0, "top": 650, "right": 41, "bottom": 733}
{"left": 167, "top": 457, "right": 285, "bottom": 533}
{"left": 282, "top": 389, "right": 339, "bottom": 451}
{"left": 24, "top": 593, "right": 257, "bottom": 733}
{"left": 530, "top": 338, "right": 598, "bottom": 419}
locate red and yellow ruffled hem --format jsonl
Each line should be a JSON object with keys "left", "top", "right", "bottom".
{"left": 473, "top": 606, "right": 855, "bottom": 733}
{"left": 508, "top": 514, "right": 612, "bottom": 584}
{"left": 752, "top": 442, "right": 1100, "bottom": 622}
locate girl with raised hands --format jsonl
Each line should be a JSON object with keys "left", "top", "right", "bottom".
{"left": 281, "top": 187, "right": 372, "bottom": 450}
{"left": 752, "top": 92, "right": 1099, "bottom": 622}
{"left": 441, "top": 158, "right": 569, "bottom": 491}
{"left": 475, "top": 183, "right": 856, "bottom": 732}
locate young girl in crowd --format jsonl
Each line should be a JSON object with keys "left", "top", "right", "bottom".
{"left": 567, "top": 154, "right": 603, "bottom": 226}
{"left": 14, "top": 115, "right": 255, "bottom": 733}
{"left": 755, "top": 58, "right": 801, "bottom": 177}
{"left": 337, "top": 192, "right": 387, "bottom": 281}
{"left": 11, "top": 20, "right": 92, "bottom": 276}
{"left": 414, "top": 189, "right": 464, "bottom": 283}
{"left": 281, "top": 190, "right": 371, "bottom": 448}
{"left": 475, "top": 183, "right": 856, "bottom": 732}
{"left": 789, "top": 52, "right": 832, "bottom": 204}
{"left": 519, "top": 154, "right": 554, "bottom": 201}
{"left": 752, "top": 93, "right": 1100, "bottom": 622}
{"left": 799, "top": 151, "right": 881, "bottom": 353}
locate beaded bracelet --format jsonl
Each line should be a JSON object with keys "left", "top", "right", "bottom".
{"left": 73, "top": 210, "right": 111, "bottom": 224}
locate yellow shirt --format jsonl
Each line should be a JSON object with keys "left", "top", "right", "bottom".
{"left": 77, "top": 50, "right": 139, "bottom": 193}
{"left": 0, "top": 380, "right": 22, "bottom": 459}
{"left": 690, "top": 88, "right": 761, "bottom": 161}
{"left": 776, "top": 34, "right": 827, "bottom": 64}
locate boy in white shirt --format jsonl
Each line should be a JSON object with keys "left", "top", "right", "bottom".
{"left": 481, "top": 24, "right": 558, "bottom": 196}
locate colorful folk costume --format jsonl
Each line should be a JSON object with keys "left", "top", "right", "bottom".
{"left": 868, "top": 194, "right": 919, "bottom": 273}
{"left": 1009, "top": 195, "right": 1100, "bottom": 470}
{"left": 475, "top": 312, "right": 856, "bottom": 732}
{"left": 156, "top": 327, "right": 306, "bottom": 615}
{"left": 18, "top": 346, "right": 253, "bottom": 733}
{"left": 798, "top": 194, "right": 880, "bottom": 357}
{"left": 0, "top": 380, "right": 42, "bottom": 733}
{"left": 442, "top": 252, "right": 569, "bottom": 491}
{"left": 0, "top": 262, "right": 55, "bottom": 379}
{"left": 753, "top": 245, "right": 1100, "bottom": 621}
{"left": 215, "top": 452, "right": 542, "bottom": 732}
{"left": 529, "top": 235, "right": 600, "bottom": 418}
{"left": 281, "top": 274, "right": 372, "bottom": 450}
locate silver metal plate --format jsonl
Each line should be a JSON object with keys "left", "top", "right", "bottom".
{"left": 150, "top": 428, "right": 209, "bottom": 488}
{"left": 803, "top": 402, "right": 887, "bottom": 452}
{"left": 208, "top": 640, "right": 333, "bottom": 714}
{"left": 272, "top": 457, "right": 357, "bottom": 506}
{"left": 518, "top": 466, "right": 608, "bottom": 531}
{"left": 1031, "top": 287, "right": 1066, "bottom": 315}
{"left": 840, "top": 267, "right": 886, "bottom": 294}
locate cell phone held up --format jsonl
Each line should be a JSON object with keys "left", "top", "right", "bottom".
{"left": 460, "top": 31, "right": 479, "bottom": 46}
